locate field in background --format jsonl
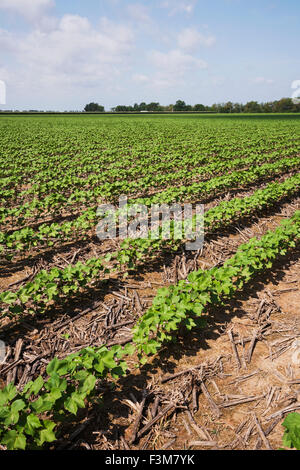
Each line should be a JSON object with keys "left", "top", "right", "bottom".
{"left": 0, "top": 114, "right": 300, "bottom": 451}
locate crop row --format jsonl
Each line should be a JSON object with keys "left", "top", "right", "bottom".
{"left": 132, "top": 155, "right": 300, "bottom": 206}
{"left": 0, "top": 210, "right": 299, "bottom": 449}
{"left": 2, "top": 145, "right": 299, "bottom": 206}
{"left": 1, "top": 145, "right": 295, "bottom": 213}
{"left": 1, "top": 170, "right": 300, "bottom": 260}
{"left": 1, "top": 173, "right": 299, "bottom": 323}
{"left": 1, "top": 116, "right": 298, "bottom": 190}
{"left": 1, "top": 155, "right": 299, "bottom": 231}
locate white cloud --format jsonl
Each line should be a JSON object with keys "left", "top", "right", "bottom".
{"left": 150, "top": 49, "right": 207, "bottom": 73}
{"left": 178, "top": 28, "right": 216, "bottom": 51}
{"left": 0, "top": 14, "right": 135, "bottom": 93}
{"left": 59, "top": 14, "right": 90, "bottom": 33}
{"left": 144, "top": 48, "right": 207, "bottom": 89}
{"left": 0, "top": 0, "right": 54, "bottom": 23}
{"left": 0, "top": 2, "right": 216, "bottom": 107}
{"left": 132, "top": 74, "right": 150, "bottom": 83}
{"left": 160, "top": 0, "right": 197, "bottom": 16}
{"left": 127, "top": 4, "right": 151, "bottom": 23}
{"left": 0, "top": 65, "right": 10, "bottom": 83}
{"left": 0, "top": 28, "right": 15, "bottom": 52}
{"left": 252, "top": 77, "right": 274, "bottom": 84}
{"left": 129, "top": 48, "right": 208, "bottom": 92}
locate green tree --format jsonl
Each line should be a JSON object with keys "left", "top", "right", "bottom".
{"left": 114, "top": 105, "right": 132, "bottom": 112}
{"left": 173, "top": 100, "right": 187, "bottom": 111}
{"left": 163, "top": 104, "right": 174, "bottom": 112}
{"left": 273, "top": 98, "right": 295, "bottom": 113}
{"left": 194, "top": 104, "right": 205, "bottom": 111}
{"left": 232, "top": 103, "right": 243, "bottom": 113}
{"left": 84, "top": 103, "right": 105, "bottom": 112}
{"left": 146, "top": 102, "right": 163, "bottom": 111}
{"left": 244, "top": 101, "right": 261, "bottom": 113}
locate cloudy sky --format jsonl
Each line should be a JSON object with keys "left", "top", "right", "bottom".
{"left": 0, "top": 0, "right": 299, "bottom": 110}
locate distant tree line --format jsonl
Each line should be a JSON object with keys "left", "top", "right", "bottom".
{"left": 1, "top": 97, "right": 299, "bottom": 114}
{"left": 207, "top": 98, "right": 300, "bottom": 113}
{"left": 112, "top": 102, "right": 164, "bottom": 112}
{"left": 84, "top": 98, "right": 300, "bottom": 113}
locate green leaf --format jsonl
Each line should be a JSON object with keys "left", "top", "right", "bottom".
{"left": 2, "top": 430, "right": 26, "bottom": 450}
{"left": 282, "top": 412, "right": 300, "bottom": 450}
{"left": 31, "top": 396, "right": 54, "bottom": 414}
{"left": 11, "top": 399, "right": 26, "bottom": 412}
{"left": 0, "top": 383, "right": 17, "bottom": 406}
{"left": 37, "top": 421, "right": 56, "bottom": 446}
{"left": 24, "top": 376, "right": 44, "bottom": 398}
{"left": 25, "top": 414, "right": 42, "bottom": 436}
{"left": 1, "top": 292, "right": 18, "bottom": 305}
{"left": 78, "top": 374, "right": 96, "bottom": 394}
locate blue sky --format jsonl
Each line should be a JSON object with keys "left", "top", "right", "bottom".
{"left": 0, "top": 0, "right": 299, "bottom": 110}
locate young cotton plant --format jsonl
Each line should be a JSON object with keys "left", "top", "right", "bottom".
{"left": 0, "top": 257, "right": 109, "bottom": 318}
{"left": 281, "top": 413, "right": 300, "bottom": 450}
{"left": 133, "top": 211, "right": 300, "bottom": 361}
{"left": 0, "top": 345, "right": 129, "bottom": 450}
